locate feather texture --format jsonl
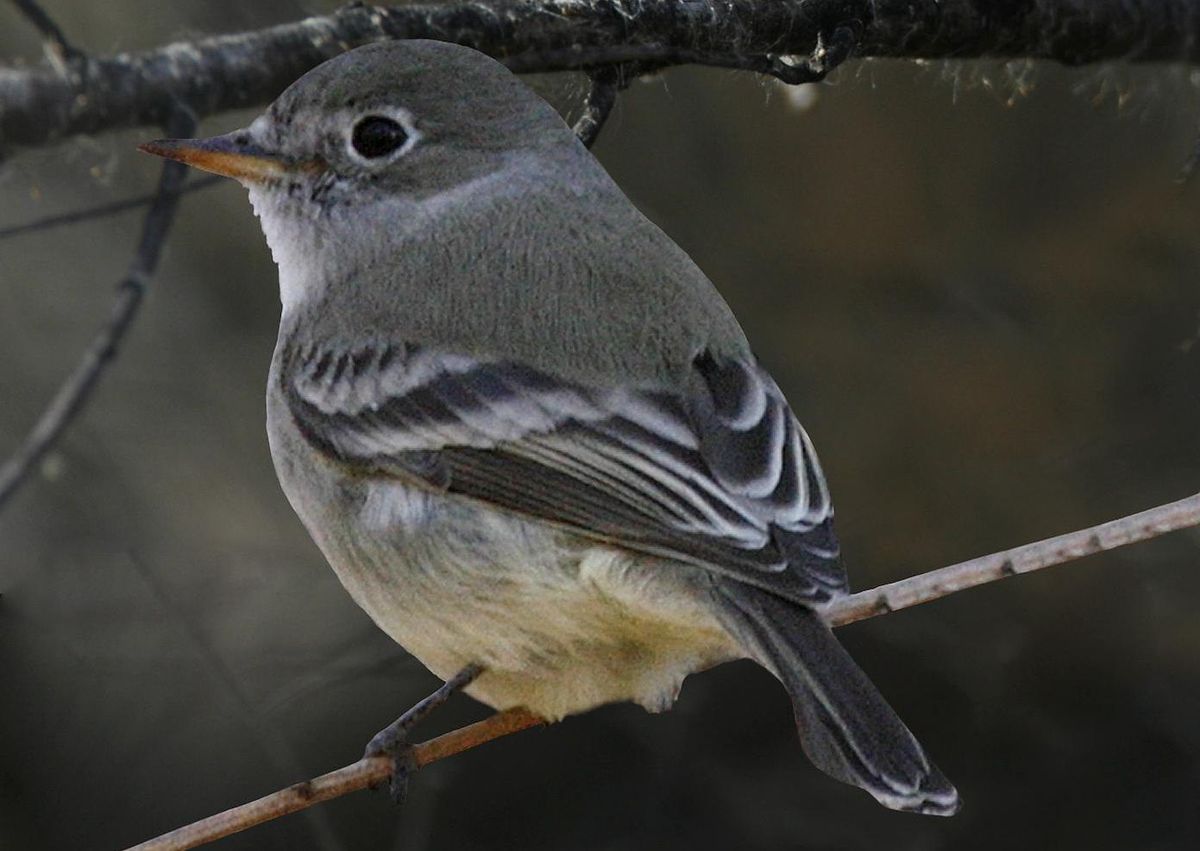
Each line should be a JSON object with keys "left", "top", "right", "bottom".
{"left": 711, "top": 582, "right": 960, "bottom": 815}
{"left": 283, "top": 340, "right": 847, "bottom": 604}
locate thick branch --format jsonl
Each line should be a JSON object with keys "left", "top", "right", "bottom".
{"left": 4, "top": 0, "right": 1200, "bottom": 153}
{"left": 126, "top": 489, "right": 1200, "bottom": 851}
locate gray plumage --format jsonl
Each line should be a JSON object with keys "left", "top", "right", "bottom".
{"left": 150, "top": 40, "right": 959, "bottom": 816}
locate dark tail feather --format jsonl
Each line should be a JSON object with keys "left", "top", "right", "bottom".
{"left": 711, "top": 582, "right": 960, "bottom": 816}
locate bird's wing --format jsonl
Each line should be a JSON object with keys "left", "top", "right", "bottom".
{"left": 282, "top": 340, "right": 847, "bottom": 604}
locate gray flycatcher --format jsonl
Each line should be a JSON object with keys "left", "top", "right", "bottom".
{"left": 141, "top": 39, "right": 959, "bottom": 816}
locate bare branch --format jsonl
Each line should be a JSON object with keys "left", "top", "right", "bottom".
{"left": 0, "top": 107, "right": 194, "bottom": 511}
{"left": 3, "top": 0, "right": 1200, "bottom": 155}
{"left": 6, "top": 3, "right": 1198, "bottom": 845}
{"left": 127, "top": 708, "right": 546, "bottom": 851}
{"left": 572, "top": 66, "right": 621, "bottom": 149}
{"left": 826, "top": 490, "right": 1200, "bottom": 625}
{"left": 572, "top": 21, "right": 857, "bottom": 147}
{"left": 0, "top": 174, "right": 222, "bottom": 241}
{"left": 124, "top": 489, "right": 1200, "bottom": 851}
{"left": 9, "top": 0, "right": 82, "bottom": 66}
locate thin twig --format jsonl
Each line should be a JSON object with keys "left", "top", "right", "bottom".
{"left": 126, "top": 489, "right": 1200, "bottom": 851}
{"left": 9, "top": 0, "right": 81, "bottom": 64}
{"left": 127, "top": 708, "right": 546, "bottom": 851}
{"left": 573, "top": 66, "right": 621, "bottom": 148}
{"left": 0, "top": 107, "right": 194, "bottom": 511}
{"left": 0, "top": 174, "right": 223, "bottom": 241}
{"left": 825, "top": 490, "right": 1200, "bottom": 625}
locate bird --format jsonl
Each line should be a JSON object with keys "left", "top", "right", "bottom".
{"left": 140, "top": 39, "right": 959, "bottom": 816}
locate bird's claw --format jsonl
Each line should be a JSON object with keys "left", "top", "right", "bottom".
{"left": 360, "top": 664, "right": 485, "bottom": 805}
{"left": 387, "top": 744, "right": 418, "bottom": 805}
{"left": 365, "top": 731, "right": 418, "bottom": 805}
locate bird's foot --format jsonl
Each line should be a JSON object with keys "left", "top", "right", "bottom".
{"left": 362, "top": 662, "right": 484, "bottom": 804}
{"left": 364, "top": 726, "right": 419, "bottom": 804}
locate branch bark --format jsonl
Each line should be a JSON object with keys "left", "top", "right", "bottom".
{"left": 572, "top": 66, "right": 622, "bottom": 149}
{"left": 3, "top": 0, "right": 1200, "bottom": 154}
{"left": 825, "top": 489, "right": 1200, "bottom": 625}
{"left": 125, "top": 489, "right": 1200, "bottom": 851}
{"left": 126, "top": 708, "right": 547, "bottom": 851}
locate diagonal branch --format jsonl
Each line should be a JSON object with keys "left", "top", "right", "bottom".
{"left": 124, "top": 488, "right": 1200, "bottom": 851}
{"left": 126, "top": 708, "right": 547, "bottom": 851}
{"left": 0, "top": 107, "right": 194, "bottom": 511}
{"left": 0, "top": 174, "right": 223, "bottom": 241}
{"left": 3, "top": 0, "right": 1200, "bottom": 154}
{"left": 826, "top": 490, "right": 1200, "bottom": 625}
{"left": 10, "top": 0, "right": 81, "bottom": 65}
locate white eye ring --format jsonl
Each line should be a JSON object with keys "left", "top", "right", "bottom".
{"left": 345, "top": 107, "right": 420, "bottom": 164}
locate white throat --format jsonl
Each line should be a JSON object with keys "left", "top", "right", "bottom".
{"left": 246, "top": 184, "right": 331, "bottom": 316}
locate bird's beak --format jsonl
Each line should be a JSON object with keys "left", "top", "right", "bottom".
{"left": 137, "top": 132, "right": 317, "bottom": 184}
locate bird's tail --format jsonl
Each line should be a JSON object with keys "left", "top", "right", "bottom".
{"left": 711, "top": 582, "right": 960, "bottom": 816}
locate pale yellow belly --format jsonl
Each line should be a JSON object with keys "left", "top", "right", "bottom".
{"left": 313, "top": 479, "right": 741, "bottom": 720}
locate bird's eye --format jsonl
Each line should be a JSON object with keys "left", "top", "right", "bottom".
{"left": 350, "top": 115, "right": 410, "bottom": 159}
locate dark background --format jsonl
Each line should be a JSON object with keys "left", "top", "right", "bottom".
{"left": 3, "top": 2, "right": 1200, "bottom": 849}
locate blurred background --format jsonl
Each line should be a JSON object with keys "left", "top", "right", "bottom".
{"left": 3, "top": 2, "right": 1200, "bottom": 849}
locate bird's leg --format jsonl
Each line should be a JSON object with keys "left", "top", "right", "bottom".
{"left": 364, "top": 662, "right": 484, "bottom": 803}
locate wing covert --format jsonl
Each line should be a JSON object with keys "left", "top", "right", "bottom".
{"left": 283, "top": 340, "right": 847, "bottom": 603}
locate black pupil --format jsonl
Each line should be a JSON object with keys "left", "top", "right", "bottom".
{"left": 351, "top": 116, "right": 408, "bottom": 159}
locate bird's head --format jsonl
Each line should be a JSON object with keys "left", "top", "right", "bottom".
{"left": 140, "top": 39, "right": 580, "bottom": 308}
{"left": 142, "top": 39, "right": 571, "bottom": 207}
